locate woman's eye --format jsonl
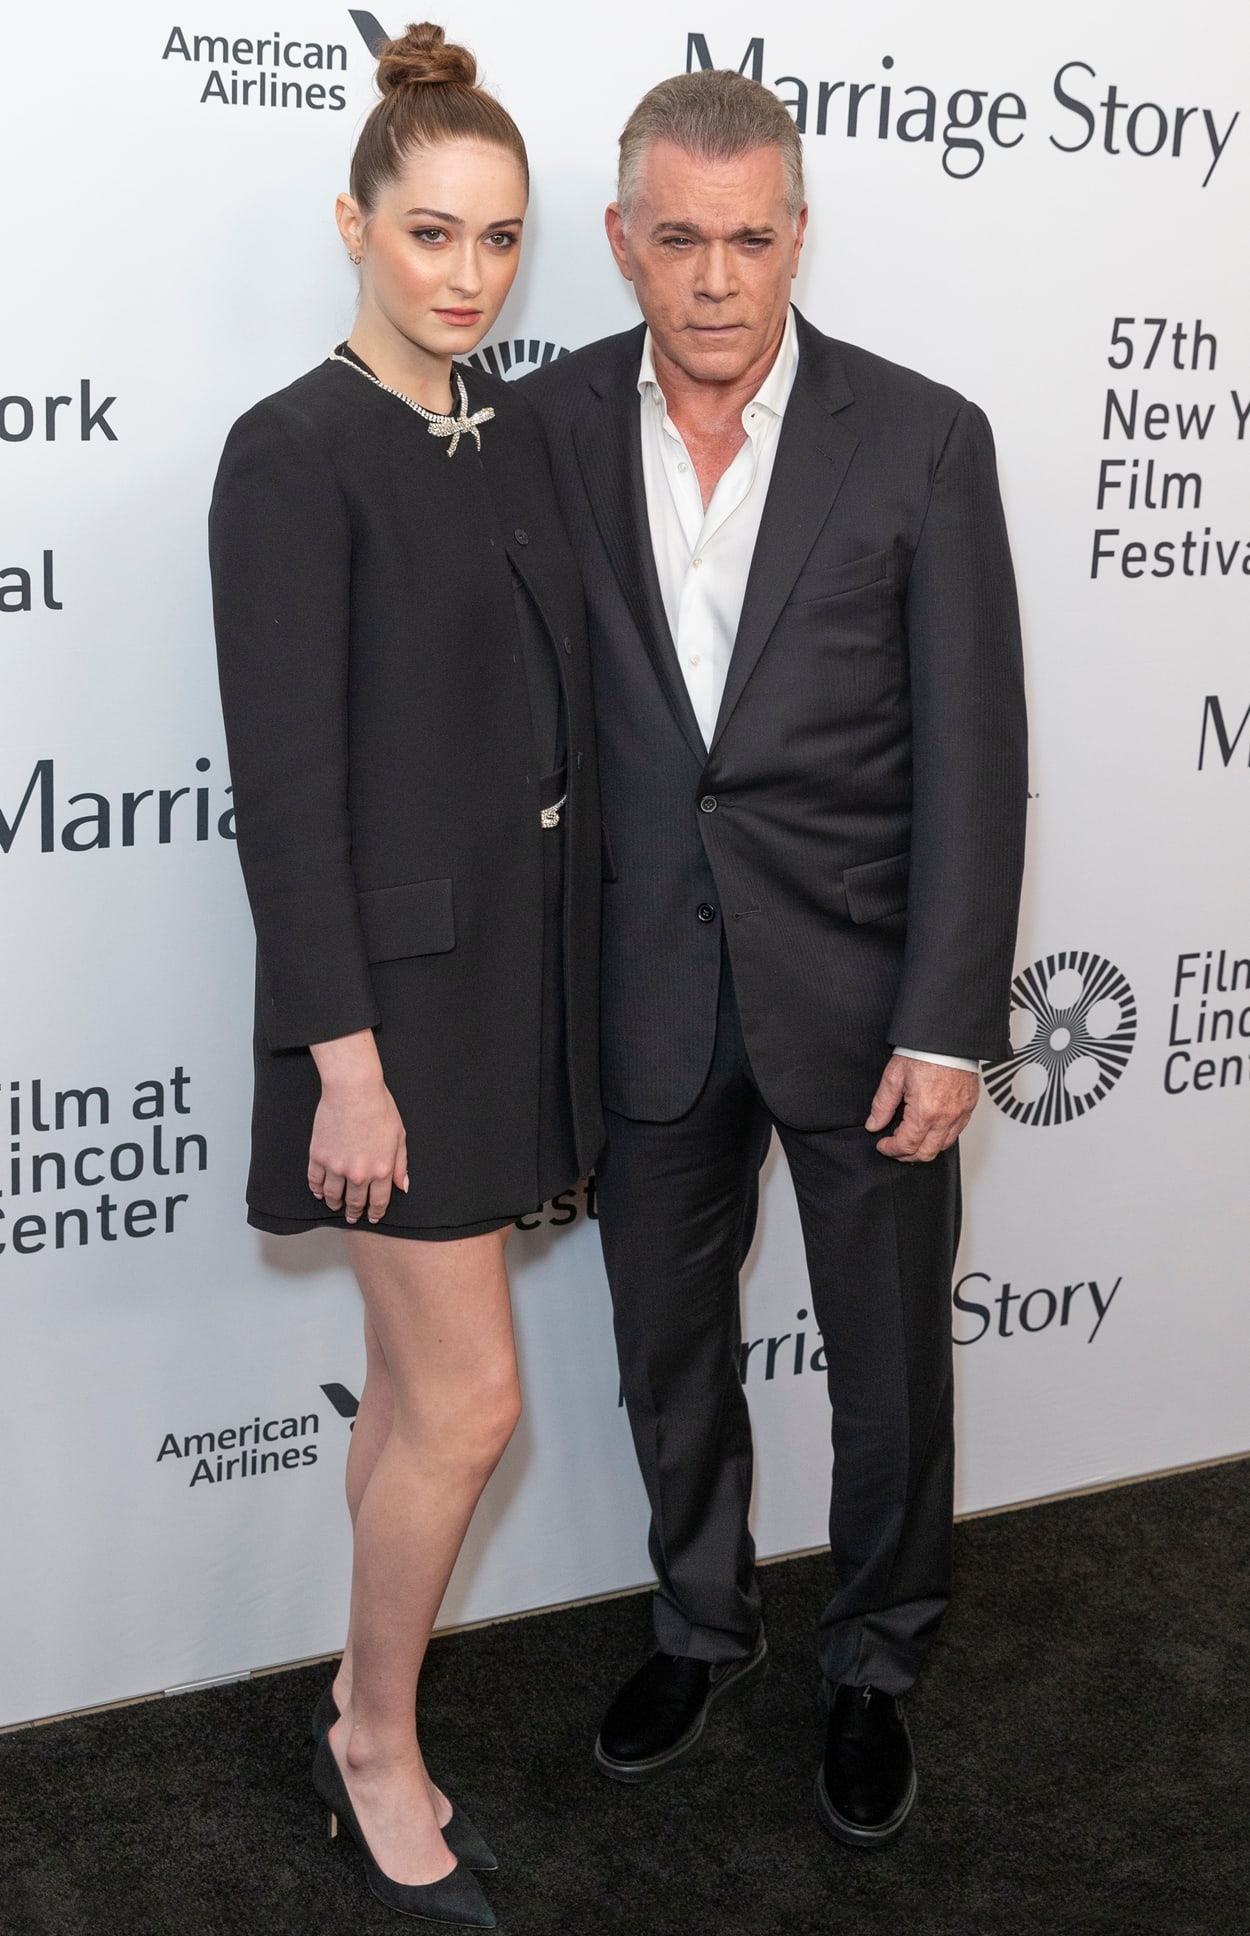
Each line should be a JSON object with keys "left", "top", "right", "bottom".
{"left": 412, "top": 228, "right": 447, "bottom": 244}
{"left": 486, "top": 232, "right": 518, "bottom": 250}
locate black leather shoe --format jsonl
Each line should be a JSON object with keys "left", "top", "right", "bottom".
{"left": 815, "top": 1683, "right": 917, "bottom": 1847}
{"left": 595, "top": 1630, "right": 768, "bottom": 1781}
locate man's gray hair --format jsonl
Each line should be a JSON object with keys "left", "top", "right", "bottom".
{"left": 617, "top": 69, "right": 806, "bottom": 223}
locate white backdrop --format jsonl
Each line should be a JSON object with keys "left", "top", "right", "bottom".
{"left": 2, "top": 0, "right": 1248, "bottom": 1727}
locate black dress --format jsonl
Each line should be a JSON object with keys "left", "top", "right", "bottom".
{"left": 209, "top": 352, "right": 603, "bottom": 1237}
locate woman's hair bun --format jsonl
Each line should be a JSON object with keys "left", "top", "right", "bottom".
{"left": 376, "top": 22, "right": 478, "bottom": 93}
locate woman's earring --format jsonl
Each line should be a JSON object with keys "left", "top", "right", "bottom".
{"left": 348, "top": 251, "right": 363, "bottom": 265}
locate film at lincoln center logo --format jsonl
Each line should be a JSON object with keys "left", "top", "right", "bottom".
{"left": 463, "top": 340, "right": 569, "bottom": 381}
{"left": 982, "top": 951, "right": 1137, "bottom": 1126}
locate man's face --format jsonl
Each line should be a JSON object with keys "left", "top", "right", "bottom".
{"left": 605, "top": 139, "right": 806, "bottom": 388}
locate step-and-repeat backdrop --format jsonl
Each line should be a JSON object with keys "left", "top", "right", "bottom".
{"left": 2, "top": 0, "right": 1247, "bottom": 1725}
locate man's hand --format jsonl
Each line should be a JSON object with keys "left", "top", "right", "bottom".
{"left": 866, "top": 1055, "right": 980, "bottom": 1162}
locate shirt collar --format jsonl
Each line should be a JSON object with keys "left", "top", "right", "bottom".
{"left": 638, "top": 305, "right": 800, "bottom": 421}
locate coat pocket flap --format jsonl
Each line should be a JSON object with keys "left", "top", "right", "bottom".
{"left": 843, "top": 851, "right": 910, "bottom": 924}
{"left": 791, "top": 549, "right": 890, "bottom": 604}
{"left": 357, "top": 878, "right": 455, "bottom": 963}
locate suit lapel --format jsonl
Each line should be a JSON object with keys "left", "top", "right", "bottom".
{"left": 709, "top": 320, "right": 859, "bottom": 755}
{"left": 573, "top": 339, "right": 708, "bottom": 766}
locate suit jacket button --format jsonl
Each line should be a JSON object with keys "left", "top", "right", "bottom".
{"left": 699, "top": 794, "right": 718, "bottom": 813}
{"left": 697, "top": 902, "right": 717, "bottom": 923}
{"left": 563, "top": 635, "right": 572, "bottom": 654}
{"left": 514, "top": 528, "right": 530, "bottom": 544}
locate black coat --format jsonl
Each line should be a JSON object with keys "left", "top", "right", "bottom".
{"left": 209, "top": 359, "right": 603, "bottom": 1227}
{"left": 524, "top": 311, "right": 1027, "bottom": 1129}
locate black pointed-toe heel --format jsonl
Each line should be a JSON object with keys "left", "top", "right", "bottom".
{"left": 312, "top": 1738, "right": 496, "bottom": 1928}
{"left": 311, "top": 1680, "right": 339, "bottom": 1743}
{"left": 442, "top": 1801, "right": 498, "bottom": 1874}
{"left": 311, "top": 1686, "right": 498, "bottom": 1872}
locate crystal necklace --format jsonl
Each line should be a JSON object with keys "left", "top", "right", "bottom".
{"left": 329, "top": 344, "right": 494, "bottom": 456}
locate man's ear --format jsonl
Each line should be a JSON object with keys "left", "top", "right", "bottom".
{"left": 605, "top": 204, "right": 633, "bottom": 281}
{"left": 790, "top": 203, "right": 809, "bottom": 278}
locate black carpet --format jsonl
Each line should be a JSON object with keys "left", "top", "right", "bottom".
{"left": 2, "top": 1460, "right": 1247, "bottom": 1936}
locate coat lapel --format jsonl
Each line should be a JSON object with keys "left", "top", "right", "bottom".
{"left": 573, "top": 336, "right": 708, "bottom": 766}
{"left": 502, "top": 536, "right": 574, "bottom": 716}
{"left": 709, "top": 318, "right": 859, "bottom": 755}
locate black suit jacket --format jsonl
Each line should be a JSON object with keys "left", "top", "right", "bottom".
{"left": 209, "top": 360, "right": 603, "bottom": 1227}
{"left": 524, "top": 310, "right": 1026, "bottom": 1129}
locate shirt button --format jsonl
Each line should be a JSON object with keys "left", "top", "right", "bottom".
{"left": 696, "top": 903, "right": 717, "bottom": 924}
{"left": 699, "top": 795, "right": 718, "bottom": 813}
{"left": 677, "top": 461, "right": 689, "bottom": 473}
{"left": 692, "top": 557, "right": 703, "bottom": 570}
{"left": 514, "top": 528, "right": 529, "bottom": 545}
{"left": 688, "top": 655, "right": 701, "bottom": 667}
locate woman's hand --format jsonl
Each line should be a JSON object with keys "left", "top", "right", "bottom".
{"left": 308, "top": 1030, "right": 409, "bottom": 1225}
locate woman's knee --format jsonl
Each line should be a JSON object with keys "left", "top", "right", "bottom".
{"left": 458, "top": 1366, "right": 522, "bottom": 1470}
{"left": 399, "top": 1361, "right": 520, "bottom": 1474}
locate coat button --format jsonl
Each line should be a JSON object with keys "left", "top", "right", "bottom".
{"left": 514, "top": 528, "right": 530, "bottom": 544}
{"left": 699, "top": 794, "right": 718, "bottom": 813}
{"left": 563, "top": 635, "right": 572, "bottom": 654}
{"left": 696, "top": 903, "right": 717, "bottom": 923}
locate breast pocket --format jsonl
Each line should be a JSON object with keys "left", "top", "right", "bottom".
{"left": 357, "top": 878, "right": 455, "bottom": 963}
{"left": 790, "top": 549, "right": 891, "bottom": 605}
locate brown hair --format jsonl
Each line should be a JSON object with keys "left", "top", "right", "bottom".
{"left": 349, "top": 22, "right": 529, "bottom": 211}
{"left": 618, "top": 70, "right": 804, "bottom": 222}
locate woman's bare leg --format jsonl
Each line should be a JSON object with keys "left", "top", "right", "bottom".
{"left": 326, "top": 1226, "right": 519, "bottom": 1883}
{"left": 331, "top": 1310, "right": 391, "bottom": 1700}
{"left": 332, "top": 1311, "right": 458, "bottom": 1828}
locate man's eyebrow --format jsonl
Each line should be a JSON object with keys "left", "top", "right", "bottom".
{"left": 648, "top": 221, "right": 778, "bottom": 240}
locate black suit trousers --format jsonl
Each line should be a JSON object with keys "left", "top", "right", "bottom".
{"left": 595, "top": 948, "right": 960, "bottom": 1695}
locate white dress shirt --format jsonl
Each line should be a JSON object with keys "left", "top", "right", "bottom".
{"left": 636, "top": 309, "right": 977, "bottom": 1077}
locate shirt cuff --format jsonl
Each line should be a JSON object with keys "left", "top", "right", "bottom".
{"left": 892, "top": 1046, "right": 980, "bottom": 1074}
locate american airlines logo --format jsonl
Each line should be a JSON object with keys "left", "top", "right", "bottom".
{"left": 350, "top": 9, "right": 389, "bottom": 52}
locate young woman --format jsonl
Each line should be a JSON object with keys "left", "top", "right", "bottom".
{"left": 209, "top": 23, "right": 602, "bottom": 1926}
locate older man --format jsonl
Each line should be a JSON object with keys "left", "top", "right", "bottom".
{"left": 524, "top": 70, "right": 1026, "bottom": 1844}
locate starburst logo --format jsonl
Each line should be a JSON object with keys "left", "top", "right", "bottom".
{"left": 463, "top": 339, "right": 570, "bottom": 381}
{"left": 983, "top": 951, "right": 1137, "bottom": 1125}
